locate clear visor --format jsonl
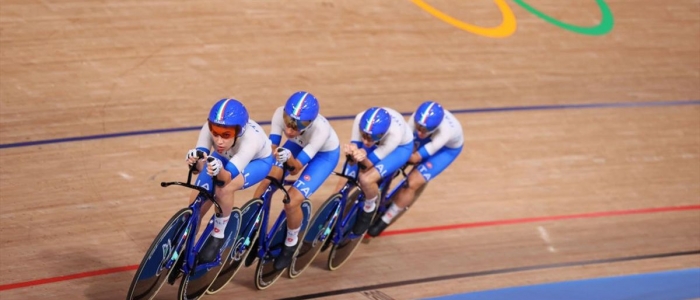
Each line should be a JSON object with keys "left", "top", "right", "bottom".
{"left": 283, "top": 112, "right": 312, "bottom": 132}
{"left": 415, "top": 122, "right": 436, "bottom": 135}
{"left": 361, "top": 131, "right": 384, "bottom": 143}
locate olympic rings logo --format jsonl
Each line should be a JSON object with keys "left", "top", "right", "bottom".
{"left": 411, "top": 0, "right": 614, "bottom": 38}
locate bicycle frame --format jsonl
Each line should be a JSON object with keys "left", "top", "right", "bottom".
{"left": 327, "top": 157, "right": 397, "bottom": 244}
{"left": 159, "top": 153, "right": 228, "bottom": 276}
{"left": 375, "top": 164, "right": 413, "bottom": 216}
{"left": 242, "top": 167, "right": 294, "bottom": 262}
{"left": 328, "top": 158, "right": 417, "bottom": 245}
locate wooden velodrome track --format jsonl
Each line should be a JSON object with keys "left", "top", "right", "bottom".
{"left": 1, "top": 0, "right": 699, "bottom": 299}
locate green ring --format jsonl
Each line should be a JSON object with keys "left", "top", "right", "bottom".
{"left": 512, "top": 0, "right": 614, "bottom": 35}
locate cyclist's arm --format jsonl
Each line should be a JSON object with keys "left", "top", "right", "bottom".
{"left": 407, "top": 112, "right": 416, "bottom": 131}
{"left": 367, "top": 129, "right": 401, "bottom": 165}
{"left": 215, "top": 162, "right": 233, "bottom": 184}
{"left": 298, "top": 120, "right": 329, "bottom": 165}
{"left": 192, "top": 122, "right": 213, "bottom": 174}
{"left": 269, "top": 107, "right": 285, "bottom": 147}
{"left": 286, "top": 156, "right": 303, "bottom": 176}
{"left": 227, "top": 135, "right": 262, "bottom": 182}
{"left": 416, "top": 128, "right": 450, "bottom": 161}
{"left": 358, "top": 155, "right": 375, "bottom": 170}
{"left": 349, "top": 113, "right": 363, "bottom": 148}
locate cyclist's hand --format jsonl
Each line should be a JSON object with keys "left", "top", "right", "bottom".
{"left": 352, "top": 148, "right": 367, "bottom": 162}
{"left": 206, "top": 156, "right": 223, "bottom": 176}
{"left": 343, "top": 143, "right": 358, "bottom": 155}
{"left": 276, "top": 147, "right": 292, "bottom": 164}
{"left": 185, "top": 149, "right": 200, "bottom": 166}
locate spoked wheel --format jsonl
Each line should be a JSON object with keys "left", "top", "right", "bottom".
{"left": 177, "top": 209, "right": 242, "bottom": 300}
{"left": 289, "top": 194, "right": 342, "bottom": 279}
{"left": 126, "top": 208, "right": 192, "bottom": 300}
{"left": 327, "top": 189, "right": 367, "bottom": 271}
{"left": 207, "top": 199, "right": 264, "bottom": 295}
{"left": 254, "top": 200, "right": 312, "bottom": 289}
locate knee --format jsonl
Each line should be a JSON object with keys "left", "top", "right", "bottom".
{"left": 284, "top": 202, "right": 302, "bottom": 213}
{"left": 218, "top": 181, "right": 240, "bottom": 197}
{"left": 284, "top": 199, "right": 303, "bottom": 213}
{"left": 284, "top": 188, "right": 305, "bottom": 210}
{"left": 359, "top": 173, "right": 376, "bottom": 188}
{"left": 407, "top": 181, "right": 424, "bottom": 192}
{"left": 270, "top": 165, "right": 284, "bottom": 179}
{"left": 407, "top": 173, "right": 426, "bottom": 191}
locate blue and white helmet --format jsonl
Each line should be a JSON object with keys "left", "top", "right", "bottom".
{"left": 414, "top": 101, "right": 444, "bottom": 133}
{"left": 359, "top": 107, "right": 391, "bottom": 142}
{"left": 208, "top": 98, "right": 249, "bottom": 137}
{"left": 283, "top": 91, "right": 319, "bottom": 131}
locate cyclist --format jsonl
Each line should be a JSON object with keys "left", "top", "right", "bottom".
{"left": 368, "top": 101, "right": 464, "bottom": 237}
{"left": 252, "top": 91, "right": 341, "bottom": 270}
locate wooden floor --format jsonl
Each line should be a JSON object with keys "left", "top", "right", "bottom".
{"left": 1, "top": 0, "right": 699, "bottom": 299}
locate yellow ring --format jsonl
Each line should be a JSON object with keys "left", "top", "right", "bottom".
{"left": 410, "top": 0, "right": 517, "bottom": 38}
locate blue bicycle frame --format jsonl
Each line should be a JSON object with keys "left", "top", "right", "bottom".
{"left": 254, "top": 177, "right": 294, "bottom": 260}
{"left": 374, "top": 165, "right": 412, "bottom": 217}
{"left": 234, "top": 169, "right": 294, "bottom": 263}
{"left": 328, "top": 157, "right": 396, "bottom": 244}
{"left": 160, "top": 155, "right": 230, "bottom": 276}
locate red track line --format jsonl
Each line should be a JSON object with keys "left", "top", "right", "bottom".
{"left": 380, "top": 204, "right": 700, "bottom": 237}
{"left": 1, "top": 204, "right": 698, "bottom": 292}
{"left": 0, "top": 265, "right": 138, "bottom": 291}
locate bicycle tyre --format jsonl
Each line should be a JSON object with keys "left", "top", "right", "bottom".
{"left": 126, "top": 208, "right": 192, "bottom": 300}
{"left": 289, "top": 193, "right": 342, "bottom": 278}
{"left": 327, "top": 189, "right": 367, "bottom": 271}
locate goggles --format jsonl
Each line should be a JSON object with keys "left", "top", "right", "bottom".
{"left": 283, "top": 112, "right": 312, "bottom": 132}
{"left": 361, "top": 131, "right": 384, "bottom": 143}
{"left": 208, "top": 121, "right": 239, "bottom": 139}
{"left": 415, "top": 122, "right": 437, "bottom": 135}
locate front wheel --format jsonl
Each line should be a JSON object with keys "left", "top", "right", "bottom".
{"left": 126, "top": 208, "right": 192, "bottom": 300}
{"left": 327, "top": 189, "right": 367, "bottom": 271}
{"left": 177, "top": 209, "right": 242, "bottom": 300}
{"left": 253, "top": 214, "right": 288, "bottom": 290}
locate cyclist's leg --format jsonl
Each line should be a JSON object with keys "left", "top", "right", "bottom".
{"left": 275, "top": 147, "right": 340, "bottom": 269}
{"left": 189, "top": 161, "right": 218, "bottom": 219}
{"left": 240, "top": 154, "right": 276, "bottom": 190}
{"left": 252, "top": 166, "right": 284, "bottom": 198}
{"left": 370, "top": 145, "right": 463, "bottom": 236}
{"left": 197, "top": 152, "right": 245, "bottom": 262}
{"left": 253, "top": 141, "right": 302, "bottom": 197}
{"left": 354, "top": 143, "right": 412, "bottom": 234}
{"left": 199, "top": 153, "right": 273, "bottom": 262}
{"left": 334, "top": 162, "right": 357, "bottom": 192}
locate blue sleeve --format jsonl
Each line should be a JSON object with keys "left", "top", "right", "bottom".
{"left": 418, "top": 147, "right": 430, "bottom": 160}
{"left": 352, "top": 141, "right": 363, "bottom": 148}
{"left": 196, "top": 147, "right": 210, "bottom": 156}
{"left": 297, "top": 151, "right": 312, "bottom": 166}
{"left": 225, "top": 161, "right": 241, "bottom": 179}
{"left": 270, "top": 134, "right": 282, "bottom": 146}
{"left": 368, "top": 152, "right": 380, "bottom": 165}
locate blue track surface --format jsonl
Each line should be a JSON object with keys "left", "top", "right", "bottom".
{"left": 426, "top": 268, "right": 700, "bottom": 300}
